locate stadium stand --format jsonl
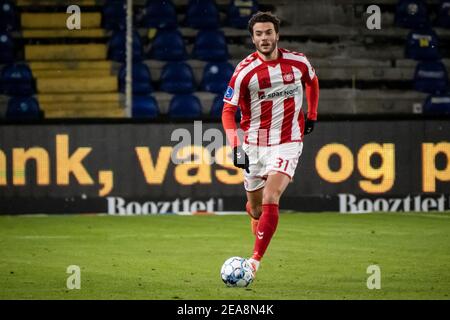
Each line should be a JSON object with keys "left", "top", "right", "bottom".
{"left": 423, "top": 92, "right": 450, "bottom": 114}
{"left": 140, "top": 0, "right": 178, "bottom": 29}
{"left": 168, "top": 93, "right": 203, "bottom": 118}
{"left": 227, "top": 0, "right": 259, "bottom": 29}
{"left": 414, "top": 60, "right": 449, "bottom": 93}
{"left": 185, "top": 0, "right": 221, "bottom": 29}
{"left": 405, "top": 28, "right": 440, "bottom": 60}
{"left": 6, "top": 96, "right": 41, "bottom": 120}
{"left": 148, "top": 29, "right": 188, "bottom": 61}
{"left": 132, "top": 94, "right": 160, "bottom": 118}
{"left": 1, "top": 63, "right": 34, "bottom": 96}
{"left": 200, "top": 61, "right": 234, "bottom": 94}
{"left": 0, "top": 0, "right": 449, "bottom": 120}
{"left": 118, "top": 62, "right": 153, "bottom": 94}
{"left": 160, "top": 61, "right": 196, "bottom": 93}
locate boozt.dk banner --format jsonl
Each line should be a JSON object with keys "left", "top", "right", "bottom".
{"left": 0, "top": 120, "right": 448, "bottom": 214}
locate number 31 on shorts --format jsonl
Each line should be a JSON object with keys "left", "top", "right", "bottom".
{"left": 275, "top": 157, "right": 290, "bottom": 172}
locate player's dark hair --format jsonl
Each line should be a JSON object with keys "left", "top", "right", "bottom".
{"left": 248, "top": 11, "right": 281, "bottom": 36}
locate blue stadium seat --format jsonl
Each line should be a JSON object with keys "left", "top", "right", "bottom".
{"left": 185, "top": 0, "right": 220, "bottom": 29}
{"left": 210, "top": 94, "right": 241, "bottom": 121}
{"left": 413, "top": 61, "right": 449, "bottom": 94}
{"left": 437, "top": 0, "right": 450, "bottom": 28}
{"left": 0, "top": 32, "right": 14, "bottom": 63}
{"left": 210, "top": 94, "right": 223, "bottom": 118}
{"left": 193, "top": 30, "right": 229, "bottom": 61}
{"left": 423, "top": 92, "right": 450, "bottom": 114}
{"left": 6, "top": 96, "right": 41, "bottom": 120}
{"left": 0, "top": 1, "right": 18, "bottom": 31}
{"left": 108, "top": 31, "right": 143, "bottom": 62}
{"left": 103, "top": 0, "right": 126, "bottom": 30}
{"left": 405, "top": 29, "right": 440, "bottom": 60}
{"left": 395, "top": 0, "right": 429, "bottom": 29}
{"left": 160, "top": 62, "right": 196, "bottom": 93}
{"left": 201, "top": 62, "right": 234, "bottom": 94}
{"left": 1, "top": 64, "right": 34, "bottom": 96}
{"left": 142, "top": 0, "right": 178, "bottom": 29}
{"left": 227, "top": 0, "right": 258, "bottom": 29}
{"left": 119, "top": 62, "right": 153, "bottom": 94}
{"left": 168, "top": 94, "right": 202, "bottom": 119}
{"left": 132, "top": 95, "right": 159, "bottom": 118}
{"left": 148, "top": 29, "right": 187, "bottom": 61}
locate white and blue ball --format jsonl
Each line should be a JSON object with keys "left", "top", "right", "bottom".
{"left": 220, "top": 256, "right": 254, "bottom": 287}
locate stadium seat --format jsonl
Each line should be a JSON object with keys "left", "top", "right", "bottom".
{"left": 423, "top": 92, "right": 450, "bottom": 114}
{"left": 185, "top": 0, "right": 220, "bottom": 29}
{"left": 118, "top": 62, "right": 153, "bottom": 94}
{"left": 160, "top": 62, "right": 196, "bottom": 93}
{"left": 210, "top": 94, "right": 223, "bottom": 118}
{"left": 201, "top": 62, "right": 234, "bottom": 94}
{"left": 103, "top": 0, "right": 126, "bottom": 30}
{"left": 132, "top": 95, "right": 159, "bottom": 118}
{"left": 0, "top": 32, "right": 14, "bottom": 63}
{"left": 1, "top": 64, "right": 34, "bottom": 96}
{"left": 210, "top": 94, "right": 241, "bottom": 121}
{"left": 192, "top": 30, "right": 229, "bottom": 61}
{"left": 0, "top": 1, "right": 18, "bottom": 31}
{"left": 108, "top": 31, "right": 143, "bottom": 62}
{"left": 6, "top": 96, "right": 41, "bottom": 120}
{"left": 141, "top": 0, "right": 178, "bottom": 29}
{"left": 168, "top": 94, "right": 202, "bottom": 119}
{"left": 437, "top": 0, "right": 450, "bottom": 28}
{"left": 405, "top": 29, "right": 440, "bottom": 60}
{"left": 148, "top": 29, "right": 187, "bottom": 61}
{"left": 227, "top": 0, "right": 258, "bottom": 29}
{"left": 413, "top": 61, "right": 449, "bottom": 94}
{"left": 395, "top": 0, "right": 429, "bottom": 29}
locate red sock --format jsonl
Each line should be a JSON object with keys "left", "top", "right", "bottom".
{"left": 252, "top": 204, "right": 279, "bottom": 261}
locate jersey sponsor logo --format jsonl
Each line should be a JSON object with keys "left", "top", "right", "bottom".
{"left": 258, "top": 87, "right": 299, "bottom": 100}
{"left": 224, "top": 86, "right": 234, "bottom": 99}
{"left": 282, "top": 72, "right": 294, "bottom": 82}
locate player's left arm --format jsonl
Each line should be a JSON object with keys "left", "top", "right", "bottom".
{"left": 304, "top": 74, "right": 319, "bottom": 135}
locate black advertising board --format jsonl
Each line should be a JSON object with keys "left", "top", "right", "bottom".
{"left": 0, "top": 120, "right": 448, "bottom": 214}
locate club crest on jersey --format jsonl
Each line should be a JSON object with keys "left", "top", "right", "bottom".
{"left": 283, "top": 72, "right": 294, "bottom": 82}
{"left": 224, "top": 86, "right": 234, "bottom": 99}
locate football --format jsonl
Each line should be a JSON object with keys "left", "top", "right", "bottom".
{"left": 220, "top": 256, "right": 254, "bottom": 287}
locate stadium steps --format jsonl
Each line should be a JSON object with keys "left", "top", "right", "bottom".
{"left": 44, "top": 108, "right": 125, "bottom": 118}
{"left": 38, "top": 93, "right": 121, "bottom": 103}
{"left": 32, "top": 69, "right": 112, "bottom": 78}
{"left": 21, "top": 13, "right": 102, "bottom": 29}
{"left": 25, "top": 44, "right": 108, "bottom": 61}
{"left": 29, "top": 60, "right": 114, "bottom": 71}
{"left": 36, "top": 76, "right": 118, "bottom": 93}
{"left": 21, "top": 29, "right": 108, "bottom": 39}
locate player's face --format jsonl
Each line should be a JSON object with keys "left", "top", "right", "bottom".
{"left": 252, "top": 22, "right": 279, "bottom": 57}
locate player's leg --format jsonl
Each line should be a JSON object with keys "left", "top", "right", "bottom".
{"left": 249, "top": 172, "right": 290, "bottom": 271}
{"left": 242, "top": 143, "right": 265, "bottom": 235}
{"left": 245, "top": 187, "right": 263, "bottom": 235}
{"left": 248, "top": 142, "right": 303, "bottom": 273}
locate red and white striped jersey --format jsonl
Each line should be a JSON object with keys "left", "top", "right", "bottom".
{"left": 223, "top": 48, "right": 316, "bottom": 146}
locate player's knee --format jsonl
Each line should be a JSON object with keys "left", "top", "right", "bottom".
{"left": 262, "top": 189, "right": 282, "bottom": 204}
{"left": 251, "top": 204, "right": 262, "bottom": 218}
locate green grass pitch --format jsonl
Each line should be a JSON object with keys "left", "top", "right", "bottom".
{"left": 1, "top": 212, "right": 450, "bottom": 300}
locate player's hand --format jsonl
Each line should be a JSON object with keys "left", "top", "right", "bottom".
{"left": 233, "top": 146, "right": 250, "bottom": 173}
{"left": 304, "top": 119, "right": 316, "bottom": 135}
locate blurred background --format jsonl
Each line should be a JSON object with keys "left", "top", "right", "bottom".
{"left": 0, "top": 0, "right": 449, "bottom": 214}
{"left": 0, "top": 0, "right": 449, "bottom": 119}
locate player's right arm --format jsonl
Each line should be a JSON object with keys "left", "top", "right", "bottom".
{"left": 221, "top": 102, "right": 249, "bottom": 173}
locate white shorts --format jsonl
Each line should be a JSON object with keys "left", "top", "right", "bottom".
{"left": 242, "top": 141, "right": 303, "bottom": 192}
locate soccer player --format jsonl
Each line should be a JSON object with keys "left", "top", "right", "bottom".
{"left": 221, "top": 12, "right": 319, "bottom": 275}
